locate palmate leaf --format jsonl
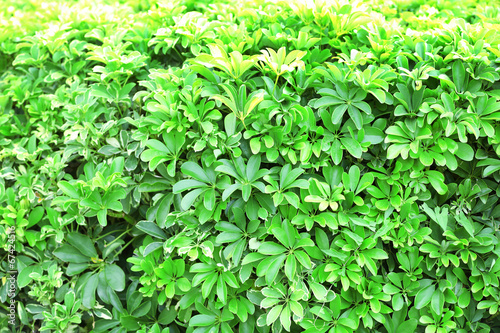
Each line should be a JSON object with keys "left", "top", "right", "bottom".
{"left": 257, "top": 47, "right": 306, "bottom": 77}
{"left": 340, "top": 137, "right": 362, "bottom": 158}
{"left": 477, "top": 158, "right": 500, "bottom": 176}
{"left": 211, "top": 83, "right": 264, "bottom": 126}
{"left": 211, "top": 83, "right": 239, "bottom": 114}
{"left": 215, "top": 155, "right": 269, "bottom": 201}
{"left": 315, "top": 84, "right": 370, "bottom": 129}
{"left": 426, "top": 170, "right": 448, "bottom": 195}
{"left": 8, "top": 1, "right": 500, "bottom": 332}
{"left": 455, "top": 212, "right": 475, "bottom": 237}
{"left": 173, "top": 162, "right": 222, "bottom": 210}
{"left": 264, "top": 164, "right": 308, "bottom": 207}
{"left": 141, "top": 131, "right": 185, "bottom": 175}
{"left": 421, "top": 203, "right": 448, "bottom": 232}
{"left": 193, "top": 43, "right": 257, "bottom": 80}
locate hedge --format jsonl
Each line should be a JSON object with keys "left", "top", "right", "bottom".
{"left": 1, "top": 0, "right": 500, "bottom": 332}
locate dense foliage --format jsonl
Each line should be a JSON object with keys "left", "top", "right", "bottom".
{"left": 1, "top": 0, "right": 500, "bottom": 332}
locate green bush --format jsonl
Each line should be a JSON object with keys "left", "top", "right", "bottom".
{"left": 1, "top": 0, "right": 500, "bottom": 332}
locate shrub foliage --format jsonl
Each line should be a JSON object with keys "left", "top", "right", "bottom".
{"left": 1, "top": 0, "right": 500, "bottom": 332}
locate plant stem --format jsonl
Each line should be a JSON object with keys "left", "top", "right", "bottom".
{"left": 240, "top": 116, "right": 247, "bottom": 130}
{"left": 173, "top": 46, "right": 184, "bottom": 62}
{"left": 487, "top": 312, "right": 500, "bottom": 322}
{"left": 112, "top": 237, "right": 135, "bottom": 257}
{"left": 272, "top": 74, "right": 280, "bottom": 98}
{"left": 104, "top": 229, "right": 130, "bottom": 248}
{"left": 107, "top": 211, "right": 136, "bottom": 225}
{"left": 114, "top": 101, "right": 122, "bottom": 117}
{"left": 95, "top": 229, "right": 128, "bottom": 241}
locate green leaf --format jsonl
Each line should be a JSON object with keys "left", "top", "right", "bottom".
{"left": 173, "top": 179, "right": 207, "bottom": 193}
{"left": 159, "top": 308, "right": 177, "bottom": 325}
{"left": 285, "top": 256, "right": 297, "bottom": 281}
{"left": 294, "top": 250, "right": 311, "bottom": 269}
{"left": 91, "top": 84, "right": 113, "bottom": 100}
{"left": 27, "top": 206, "right": 44, "bottom": 228}
{"left": 181, "top": 161, "right": 211, "bottom": 183}
{"left": 383, "top": 283, "right": 400, "bottom": 294}
{"left": 266, "top": 254, "right": 286, "bottom": 285}
{"left": 415, "top": 284, "right": 435, "bottom": 309}
{"left": 67, "top": 232, "right": 97, "bottom": 258}
{"left": 280, "top": 305, "right": 292, "bottom": 331}
{"left": 202, "top": 273, "right": 218, "bottom": 298}
{"left": 250, "top": 137, "right": 261, "bottom": 154}
{"left": 315, "top": 96, "right": 343, "bottom": 108}
{"left": 136, "top": 221, "right": 167, "bottom": 240}
{"left": 180, "top": 188, "right": 206, "bottom": 210}
{"left": 455, "top": 142, "right": 474, "bottom": 161}
{"left": 67, "top": 263, "right": 89, "bottom": 276}
{"left": 398, "top": 319, "right": 418, "bottom": 333}
{"left": 18, "top": 266, "right": 42, "bottom": 288}
{"left": 267, "top": 304, "right": 283, "bottom": 326}
{"left": 332, "top": 104, "right": 348, "bottom": 124}
{"left": 421, "top": 203, "right": 448, "bottom": 232}
{"left": 58, "top": 181, "right": 79, "bottom": 199}
{"left": 190, "top": 314, "right": 216, "bottom": 327}
{"left": 120, "top": 315, "right": 140, "bottom": 330}
{"left": 364, "top": 248, "right": 388, "bottom": 260}
{"left": 431, "top": 291, "right": 444, "bottom": 315}
{"left": 456, "top": 212, "right": 474, "bottom": 237}
{"left": 347, "top": 105, "right": 363, "bottom": 130}
{"left": 452, "top": 61, "right": 465, "bottom": 92}
{"left": 340, "top": 137, "right": 362, "bottom": 158}
{"left": 426, "top": 170, "right": 448, "bottom": 195}
{"left": 458, "top": 290, "right": 471, "bottom": 308}
{"left": 54, "top": 244, "right": 90, "bottom": 263}
{"left": 331, "top": 139, "right": 342, "bottom": 165}
{"left": 82, "top": 274, "right": 98, "bottom": 308}
{"left": 97, "top": 209, "right": 107, "bottom": 226}
{"left": 105, "top": 264, "right": 126, "bottom": 292}
{"left": 259, "top": 242, "right": 286, "bottom": 255}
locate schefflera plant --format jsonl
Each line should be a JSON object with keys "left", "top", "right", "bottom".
{"left": 53, "top": 157, "right": 130, "bottom": 226}
{"left": 4, "top": 0, "right": 500, "bottom": 332}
